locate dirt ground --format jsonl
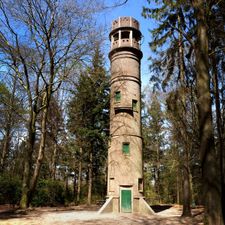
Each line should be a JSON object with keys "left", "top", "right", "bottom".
{"left": 0, "top": 204, "right": 204, "bottom": 225}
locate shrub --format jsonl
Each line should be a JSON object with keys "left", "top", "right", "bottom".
{"left": 0, "top": 174, "right": 22, "bottom": 205}
{"left": 31, "top": 179, "right": 66, "bottom": 206}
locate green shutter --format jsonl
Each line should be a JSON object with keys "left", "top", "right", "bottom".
{"left": 121, "top": 190, "right": 132, "bottom": 212}
{"left": 115, "top": 91, "right": 121, "bottom": 102}
{"left": 122, "top": 143, "right": 130, "bottom": 154}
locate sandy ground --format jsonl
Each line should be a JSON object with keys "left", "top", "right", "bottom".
{"left": 0, "top": 204, "right": 204, "bottom": 225}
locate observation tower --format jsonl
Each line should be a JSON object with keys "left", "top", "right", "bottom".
{"left": 99, "top": 17, "right": 154, "bottom": 214}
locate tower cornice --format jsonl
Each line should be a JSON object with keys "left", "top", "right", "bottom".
{"left": 109, "top": 46, "right": 143, "bottom": 60}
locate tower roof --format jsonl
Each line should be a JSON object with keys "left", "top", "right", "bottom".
{"left": 109, "top": 16, "right": 141, "bottom": 38}
{"left": 112, "top": 17, "right": 139, "bottom": 30}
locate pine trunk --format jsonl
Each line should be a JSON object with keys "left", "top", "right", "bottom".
{"left": 193, "top": 0, "right": 223, "bottom": 223}
{"left": 156, "top": 142, "right": 161, "bottom": 203}
{"left": 176, "top": 167, "right": 180, "bottom": 204}
{"left": 87, "top": 150, "right": 93, "bottom": 205}
{"left": 73, "top": 174, "right": 77, "bottom": 200}
{"left": 51, "top": 142, "right": 58, "bottom": 180}
{"left": 212, "top": 55, "right": 225, "bottom": 222}
{"left": 178, "top": 13, "right": 191, "bottom": 216}
{"left": 77, "top": 148, "right": 82, "bottom": 203}
{"left": 182, "top": 155, "right": 191, "bottom": 217}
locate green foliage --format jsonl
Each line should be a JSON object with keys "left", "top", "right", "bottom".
{"left": 92, "top": 176, "right": 106, "bottom": 201}
{"left": 142, "top": 93, "right": 165, "bottom": 163}
{"left": 142, "top": 92, "right": 166, "bottom": 203}
{"left": 31, "top": 179, "right": 71, "bottom": 206}
{"left": 0, "top": 174, "right": 22, "bottom": 205}
{"left": 67, "top": 46, "right": 109, "bottom": 204}
{"left": 67, "top": 46, "right": 109, "bottom": 174}
{"left": 142, "top": 1, "right": 195, "bottom": 91}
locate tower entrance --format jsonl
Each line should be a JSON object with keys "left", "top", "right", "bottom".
{"left": 121, "top": 188, "right": 132, "bottom": 213}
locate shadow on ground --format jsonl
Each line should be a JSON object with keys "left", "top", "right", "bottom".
{"left": 0, "top": 205, "right": 99, "bottom": 220}
{"left": 151, "top": 204, "right": 173, "bottom": 213}
{"left": 0, "top": 208, "right": 38, "bottom": 220}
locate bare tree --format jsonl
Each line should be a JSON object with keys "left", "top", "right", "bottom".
{"left": 0, "top": 0, "right": 103, "bottom": 208}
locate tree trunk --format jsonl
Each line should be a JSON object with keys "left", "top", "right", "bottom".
{"left": 182, "top": 154, "right": 191, "bottom": 217}
{"left": 0, "top": 76, "right": 16, "bottom": 172}
{"left": 176, "top": 167, "right": 180, "bottom": 204}
{"left": 212, "top": 55, "right": 225, "bottom": 222}
{"left": 29, "top": 103, "right": 49, "bottom": 201}
{"left": 193, "top": 0, "right": 223, "bottom": 223}
{"left": 51, "top": 142, "right": 58, "bottom": 180}
{"left": 77, "top": 148, "right": 82, "bottom": 204}
{"left": 178, "top": 12, "right": 191, "bottom": 216}
{"left": 20, "top": 110, "right": 36, "bottom": 209}
{"left": 0, "top": 128, "right": 11, "bottom": 171}
{"left": 156, "top": 141, "right": 161, "bottom": 203}
{"left": 87, "top": 150, "right": 93, "bottom": 205}
{"left": 73, "top": 174, "right": 77, "bottom": 201}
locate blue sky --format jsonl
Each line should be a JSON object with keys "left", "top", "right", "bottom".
{"left": 98, "top": 0, "right": 155, "bottom": 87}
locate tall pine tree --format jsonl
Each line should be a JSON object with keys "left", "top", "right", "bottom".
{"left": 68, "top": 46, "right": 109, "bottom": 204}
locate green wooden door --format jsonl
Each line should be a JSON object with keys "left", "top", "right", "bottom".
{"left": 121, "top": 189, "right": 132, "bottom": 212}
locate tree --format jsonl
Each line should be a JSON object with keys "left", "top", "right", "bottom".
{"left": 143, "top": 0, "right": 225, "bottom": 223}
{"left": 0, "top": 0, "right": 103, "bottom": 208}
{"left": 166, "top": 88, "right": 199, "bottom": 216}
{"left": 143, "top": 1, "right": 195, "bottom": 215}
{"left": 192, "top": 0, "right": 223, "bottom": 223}
{"left": 208, "top": 2, "right": 225, "bottom": 221}
{"left": 68, "top": 46, "right": 109, "bottom": 204}
{"left": 142, "top": 91, "right": 167, "bottom": 203}
{"left": 0, "top": 78, "right": 23, "bottom": 172}
{"left": 39, "top": 95, "right": 65, "bottom": 180}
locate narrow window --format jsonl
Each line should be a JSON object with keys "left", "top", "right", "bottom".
{"left": 138, "top": 178, "right": 143, "bottom": 192}
{"left": 132, "top": 100, "right": 138, "bottom": 111}
{"left": 109, "top": 178, "right": 114, "bottom": 192}
{"left": 122, "top": 142, "right": 130, "bottom": 154}
{"left": 113, "top": 33, "right": 119, "bottom": 41}
{"left": 114, "top": 91, "right": 121, "bottom": 102}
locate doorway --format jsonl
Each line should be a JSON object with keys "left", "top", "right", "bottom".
{"left": 120, "top": 188, "right": 132, "bottom": 213}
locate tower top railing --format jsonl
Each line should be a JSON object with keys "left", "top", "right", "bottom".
{"left": 112, "top": 17, "right": 139, "bottom": 31}
{"left": 109, "top": 16, "right": 143, "bottom": 59}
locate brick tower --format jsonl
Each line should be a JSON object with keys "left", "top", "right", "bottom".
{"left": 99, "top": 17, "right": 154, "bottom": 214}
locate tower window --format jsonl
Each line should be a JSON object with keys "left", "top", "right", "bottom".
{"left": 109, "top": 178, "right": 114, "bottom": 192}
{"left": 121, "top": 31, "right": 130, "bottom": 39}
{"left": 138, "top": 178, "right": 143, "bottom": 192}
{"left": 114, "top": 91, "right": 121, "bottom": 102}
{"left": 113, "top": 33, "right": 119, "bottom": 41}
{"left": 122, "top": 142, "right": 130, "bottom": 154}
{"left": 132, "top": 100, "right": 138, "bottom": 111}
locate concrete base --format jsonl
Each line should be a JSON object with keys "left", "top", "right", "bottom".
{"left": 98, "top": 196, "right": 155, "bottom": 215}
{"left": 138, "top": 197, "right": 155, "bottom": 214}
{"left": 98, "top": 197, "right": 114, "bottom": 214}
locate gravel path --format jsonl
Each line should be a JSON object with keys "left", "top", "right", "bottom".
{"left": 0, "top": 205, "right": 203, "bottom": 225}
